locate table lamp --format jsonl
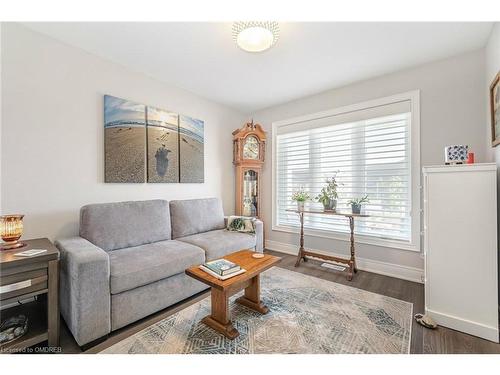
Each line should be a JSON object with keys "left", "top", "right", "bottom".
{"left": 0, "top": 214, "right": 26, "bottom": 250}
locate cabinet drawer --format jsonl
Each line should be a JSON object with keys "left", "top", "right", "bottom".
{"left": 0, "top": 268, "right": 47, "bottom": 286}
{"left": 1, "top": 262, "right": 48, "bottom": 277}
{"left": 0, "top": 275, "right": 48, "bottom": 301}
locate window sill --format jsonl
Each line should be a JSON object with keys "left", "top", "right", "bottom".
{"left": 272, "top": 224, "right": 421, "bottom": 252}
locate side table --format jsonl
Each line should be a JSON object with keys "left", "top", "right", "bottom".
{"left": 0, "top": 238, "right": 60, "bottom": 353}
{"left": 286, "top": 209, "right": 369, "bottom": 281}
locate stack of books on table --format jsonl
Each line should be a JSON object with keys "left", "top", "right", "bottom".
{"left": 200, "top": 259, "right": 246, "bottom": 280}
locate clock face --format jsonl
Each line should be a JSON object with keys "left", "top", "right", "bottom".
{"left": 243, "top": 136, "right": 259, "bottom": 160}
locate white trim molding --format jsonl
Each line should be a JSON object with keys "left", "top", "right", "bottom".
{"left": 425, "top": 309, "right": 499, "bottom": 343}
{"left": 265, "top": 239, "right": 424, "bottom": 284}
{"left": 271, "top": 90, "right": 421, "bottom": 253}
{"left": 272, "top": 225, "right": 420, "bottom": 252}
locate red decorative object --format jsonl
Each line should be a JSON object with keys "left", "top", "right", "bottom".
{"left": 467, "top": 152, "right": 475, "bottom": 164}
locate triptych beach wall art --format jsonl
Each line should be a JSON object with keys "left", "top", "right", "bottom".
{"left": 147, "top": 106, "right": 179, "bottom": 183}
{"left": 104, "top": 96, "right": 146, "bottom": 183}
{"left": 104, "top": 95, "right": 204, "bottom": 183}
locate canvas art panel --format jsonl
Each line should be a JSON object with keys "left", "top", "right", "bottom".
{"left": 104, "top": 95, "right": 204, "bottom": 183}
{"left": 147, "top": 106, "right": 179, "bottom": 183}
{"left": 490, "top": 72, "right": 500, "bottom": 147}
{"left": 179, "top": 115, "right": 205, "bottom": 183}
{"left": 104, "top": 95, "right": 146, "bottom": 183}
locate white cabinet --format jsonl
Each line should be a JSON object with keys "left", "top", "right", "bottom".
{"left": 423, "top": 163, "right": 499, "bottom": 342}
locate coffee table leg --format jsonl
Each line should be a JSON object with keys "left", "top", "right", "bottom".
{"left": 202, "top": 287, "right": 239, "bottom": 339}
{"left": 235, "top": 275, "right": 269, "bottom": 314}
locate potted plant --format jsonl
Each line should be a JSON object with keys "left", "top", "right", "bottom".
{"left": 291, "top": 187, "right": 310, "bottom": 211}
{"left": 315, "top": 176, "right": 339, "bottom": 212}
{"left": 348, "top": 195, "right": 369, "bottom": 214}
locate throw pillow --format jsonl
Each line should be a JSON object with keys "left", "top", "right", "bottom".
{"left": 226, "top": 216, "right": 256, "bottom": 234}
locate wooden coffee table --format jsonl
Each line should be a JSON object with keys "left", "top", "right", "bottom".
{"left": 185, "top": 250, "right": 281, "bottom": 339}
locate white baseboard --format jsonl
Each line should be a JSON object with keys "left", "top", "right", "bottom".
{"left": 425, "top": 309, "right": 499, "bottom": 343}
{"left": 265, "top": 239, "right": 424, "bottom": 284}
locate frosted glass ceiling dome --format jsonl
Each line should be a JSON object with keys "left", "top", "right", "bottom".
{"left": 232, "top": 22, "right": 279, "bottom": 53}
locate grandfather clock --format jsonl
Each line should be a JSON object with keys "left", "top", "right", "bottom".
{"left": 233, "top": 121, "right": 267, "bottom": 218}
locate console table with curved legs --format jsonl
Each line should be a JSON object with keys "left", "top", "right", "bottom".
{"left": 286, "top": 209, "right": 369, "bottom": 281}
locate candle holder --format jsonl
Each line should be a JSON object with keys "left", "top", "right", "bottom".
{"left": 0, "top": 214, "right": 26, "bottom": 250}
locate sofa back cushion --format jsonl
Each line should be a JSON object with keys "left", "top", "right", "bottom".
{"left": 80, "top": 200, "right": 171, "bottom": 251}
{"left": 170, "top": 198, "right": 225, "bottom": 239}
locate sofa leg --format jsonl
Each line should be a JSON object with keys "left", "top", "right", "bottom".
{"left": 80, "top": 334, "right": 109, "bottom": 352}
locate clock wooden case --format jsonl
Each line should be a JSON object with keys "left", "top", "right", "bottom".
{"left": 232, "top": 121, "right": 267, "bottom": 218}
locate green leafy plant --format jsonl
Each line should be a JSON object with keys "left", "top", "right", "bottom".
{"left": 315, "top": 176, "right": 339, "bottom": 205}
{"left": 291, "top": 187, "right": 310, "bottom": 202}
{"left": 347, "top": 195, "right": 369, "bottom": 206}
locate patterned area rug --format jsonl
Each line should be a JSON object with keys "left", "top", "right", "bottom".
{"left": 102, "top": 267, "right": 412, "bottom": 354}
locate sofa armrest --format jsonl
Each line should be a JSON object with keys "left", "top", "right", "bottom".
{"left": 224, "top": 216, "right": 264, "bottom": 253}
{"left": 254, "top": 219, "right": 264, "bottom": 253}
{"left": 55, "top": 237, "right": 111, "bottom": 346}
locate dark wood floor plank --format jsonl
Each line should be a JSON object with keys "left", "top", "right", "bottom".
{"left": 49, "top": 249, "right": 499, "bottom": 354}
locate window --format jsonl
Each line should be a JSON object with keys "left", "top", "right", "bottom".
{"left": 272, "top": 91, "right": 420, "bottom": 251}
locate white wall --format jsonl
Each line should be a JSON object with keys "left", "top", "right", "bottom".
{"left": 484, "top": 23, "right": 500, "bottom": 298}
{"left": 1, "top": 22, "right": 492, "bottom": 282}
{"left": 486, "top": 23, "right": 500, "bottom": 163}
{"left": 0, "top": 23, "right": 2, "bottom": 213}
{"left": 251, "top": 50, "right": 487, "bottom": 279}
{"left": 1, "top": 23, "right": 244, "bottom": 240}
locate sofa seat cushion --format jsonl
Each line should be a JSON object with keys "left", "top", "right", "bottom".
{"left": 108, "top": 240, "right": 205, "bottom": 294}
{"left": 177, "top": 230, "right": 256, "bottom": 261}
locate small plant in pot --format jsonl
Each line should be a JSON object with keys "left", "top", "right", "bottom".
{"left": 291, "top": 187, "right": 310, "bottom": 211}
{"left": 348, "top": 195, "right": 369, "bottom": 214}
{"left": 316, "top": 176, "right": 339, "bottom": 212}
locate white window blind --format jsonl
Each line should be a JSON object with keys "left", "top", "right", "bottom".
{"left": 275, "top": 100, "right": 413, "bottom": 243}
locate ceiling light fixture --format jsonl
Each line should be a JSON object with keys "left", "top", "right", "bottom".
{"left": 232, "top": 22, "right": 279, "bottom": 53}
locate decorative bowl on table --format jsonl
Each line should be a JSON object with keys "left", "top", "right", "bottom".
{"left": 0, "top": 315, "right": 29, "bottom": 345}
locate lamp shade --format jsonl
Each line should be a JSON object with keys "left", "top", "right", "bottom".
{"left": 0, "top": 214, "right": 26, "bottom": 250}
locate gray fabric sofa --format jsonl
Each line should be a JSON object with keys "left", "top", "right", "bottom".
{"left": 55, "top": 198, "right": 263, "bottom": 346}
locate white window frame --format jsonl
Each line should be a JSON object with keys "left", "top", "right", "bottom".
{"left": 271, "top": 90, "right": 421, "bottom": 252}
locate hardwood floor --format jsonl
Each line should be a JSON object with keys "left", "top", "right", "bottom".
{"left": 55, "top": 250, "right": 500, "bottom": 354}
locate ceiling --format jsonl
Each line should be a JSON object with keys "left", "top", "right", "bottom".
{"left": 23, "top": 22, "right": 493, "bottom": 114}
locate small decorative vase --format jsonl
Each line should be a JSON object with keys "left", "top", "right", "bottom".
{"left": 322, "top": 198, "right": 330, "bottom": 211}
{"left": 323, "top": 198, "right": 337, "bottom": 212}
{"left": 297, "top": 201, "right": 305, "bottom": 211}
{"left": 329, "top": 199, "right": 337, "bottom": 212}
{"left": 351, "top": 204, "right": 361, "bottom": 215}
